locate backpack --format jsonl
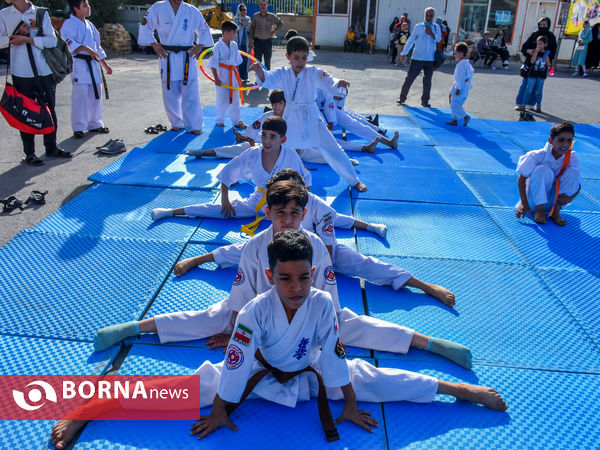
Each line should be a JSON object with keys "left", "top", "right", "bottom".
{"left": 35, "top": 7, "right": 73, "bottom": 83}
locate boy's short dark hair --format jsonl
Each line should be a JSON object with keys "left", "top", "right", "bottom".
{"left": 286, "top": 36, "right": 310, "bottom": 55}
{"left": 221, "top": 20, "right": 238, "bottom": 32}
{"left": 266, "top": 169, "right": 305, "bottom": 189}
{"left": 550, "top": 122, "right": 575, "bottom": 139}
{"left": 285, "top": 29, "right": 298, "bottom": 41}
{"left": 268, "top": 230, "right": 313, "bottom": 271}
{"left": 262, "top": 116, "right": 287, "bottom": 137}
{"left": 268, "top": 89, "right": 285, "bottom": 105}
{"left": 537, "top": 35, "right": 548, "bottom": 44}
{"left": 454, "top": 42, "right": 469, "bottom": 56}
{"left": 266, "top": 180, "right": 308, "bottom": 209}
{"left": 68, "top": 0, "right": 84, "bottom": 11}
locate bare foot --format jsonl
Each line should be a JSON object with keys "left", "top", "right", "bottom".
{"left": 216, "top": 123, "right": 225, "bottom": 127}
{"left": 174, "top": 257, "right": 198, "bottom": 277}
{"left": 463, "top": 115, "right": 471, "bottom": 127}
{"left": 550, "top": 209, "right": 567, "bottom": 226}
{"left": 51, "top": 420, "right": 88, "bottom": 449}
{"left": 190, "top": 130, "right": 203, "bottom": 135}
{"left": 354, "top": 181, "right": 367, "bottom": 192}
{"left": 235, "top": 121, "right": 248, "bottom": 130}
{"left": 362, "top": 139, "right": 378, "bottom": 153}
{"left": 454, "top": 384, "right": 508, "bottom": 411}
{"left": 445, "top": 120, "right": 458, "bottom": 126}
{"left": 170, "top": 127, "right": 182, "bottom": 132}
{"left": 534, "top": 205, "right": 547, "bottom": 224}
{"left": 233, "top": 127, "right": 244, "bottom": 142}
{"left": 390, "top": 131, "right": 399, "bottom": 149}
{"left": 423, "top": 282, "right": 456, "bottom": 307}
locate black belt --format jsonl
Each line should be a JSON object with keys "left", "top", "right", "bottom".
{"left": 163, "top": 45, "right": 193, "bottom": 90}
{"left": 74, "top": 54, "right": 108, "bottom": 100}
{"left": 225, "top": 349, "right": 339, "bottom": 442}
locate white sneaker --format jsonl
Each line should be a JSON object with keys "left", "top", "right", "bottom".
{"left": 583, "top": 72, "right": 588, "bottom": 77}
{"left": 572, "top": 72, "right": 579, "bottom": 76}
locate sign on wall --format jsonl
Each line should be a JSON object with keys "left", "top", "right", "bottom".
{"left": 566, "top": 0, "right": 600, "bottom": 35}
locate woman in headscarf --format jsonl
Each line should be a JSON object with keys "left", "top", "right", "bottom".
{"left": 571, "top": 20, "right": 592, "bottom": 76}
{"left": 233, "top": 4, "right": 251, "bottom": 83}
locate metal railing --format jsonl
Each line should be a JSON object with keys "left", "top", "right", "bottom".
{"left": 269, "top": 0, "right": 314, "bottom": 16}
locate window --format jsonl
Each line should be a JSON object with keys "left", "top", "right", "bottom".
{"left": 318, "top": 0, "right": 349, "bottom": 15}
{"left": 486, "top": 0, "right": 518, "bottom": 42}
{"left": 459, "top": 0, "right": 519, "bottom": 43}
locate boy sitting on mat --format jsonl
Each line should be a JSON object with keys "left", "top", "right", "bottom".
{"left": 515, "top": 122, "right": 581, "bottom": 226}
{"left": 51, "top": 231, "right": 506, "bottom": 448}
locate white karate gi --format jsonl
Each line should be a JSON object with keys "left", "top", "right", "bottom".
{"left": 211, "top": 111, "right": 269, "bottom": 158}
{"left": 515, "top": 143, "right": 581, "bottom": 210}
{"left": 257, "top": 65, "right": 360, "bottom": 186}
{"left": 210, "top": 38, "right": 243, "bottom": 124}
{"left": 449, "top": 59, "right": 474, "bottom": 121}
{"left": 61, "top": 15, "right": 106, "bottom": 132}
{"left": 183, "top": 144, "right": 312, "bottom": 219}
{"left": 194, "top": 287, "right": 437, "bottom": 408}
{"left": 138, "top": 1, "right": 213, "bottom": 131}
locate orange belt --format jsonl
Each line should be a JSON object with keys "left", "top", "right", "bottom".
{"left": 549, "top": 143, "right": 573, "bottom": 216}
{"left": 219, "top": 63, "right": 244, "bottom": 105}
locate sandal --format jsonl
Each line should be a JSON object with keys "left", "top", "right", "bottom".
{"left": 1, "top": 196, "right": 24, "bottom": 213}
{"left": 89, "top": 127, "right": 110, "bottom": 133}
{"left": 21, "top": 155, "right": 45, "bottom": 166}
{"left": 154, "top": 124, "right": 167, "bottom": 132}
{"left": 144, "top": 127, "right": 159, "bottom": 134}
{"left": 25, "top": 190, "right": 48, "bottom": 205}
{"left": 73, "top": 131, "right": 84, "bottom": 138}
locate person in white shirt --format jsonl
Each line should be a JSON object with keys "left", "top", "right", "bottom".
{"left": 446, "top": 42, "right": 473, "bottom": 127}
{"left": 397, "top": 7, "right": 441, "bottom": 107}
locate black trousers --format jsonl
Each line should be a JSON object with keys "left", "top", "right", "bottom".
{"left": 12, "top": 74, "right": 58, "bottom": 156}
{"left": 253, "top": 37, "right": 273, "bottom": 70}
{"left": 399, "top": 59, "right": 434, "bottom": 104}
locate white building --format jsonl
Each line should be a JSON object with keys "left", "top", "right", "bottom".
{"left": 313, "top": 0, "right": 573, "bottom": 58}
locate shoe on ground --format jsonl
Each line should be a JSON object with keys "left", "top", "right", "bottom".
{"left": 583, "top": 72, "right": 588, "bottom": 77}
{"left": 535, "top": 107, "right": 542, "bottom": 113}
{"left": 99, "top": 140, "right": 126, "bottom": 155}
{"left": 396, "top": 98, "right": 405, "bottom": 105}
{"left": 45, "top": 147, "right": 72, "bottom": 158}
{"left": 421, "top": 103, "right": 432, "bottom": 107}
{"left": 515, "top": 105, "right": 525, "bottom": 111}
{"left": 572, "top": 72, "right": 579, "bottom": 76}
{"left": 73, "top": 131, "right": 84, "bottom": 138}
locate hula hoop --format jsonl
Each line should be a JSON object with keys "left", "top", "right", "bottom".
{"left": 198, "top": 48, "right": 264, "bottom": 91}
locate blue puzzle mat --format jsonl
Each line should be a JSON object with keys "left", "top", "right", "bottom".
{"left": 575, "top": 123, "right": 600, "bottom": 148}
{"left": 483, "top": 119, "right": 554, "bottom": 135}
{"left": 538, "top": 268, "right": 600, "bottom": 347}
{"left": 352, "top": 146, "right": 450, "bottom": 170}
{"left": 435, "top": 146, "right": 524, "bottom": 174}
{"left": 363, "top": 256, "right": 600, "bottom": 372}
{"left": 403, "top": 107, "right": 497, "bottom": 133}
{"left": 75, "top": 344, "right": 385, "bottom": 449}
{"left": 0, "top": 230, "right": 183, "bottom": 341}
{"left": 486, "top": 208, "right": 600, "bottom": 271}
{"left": 304, "top": 163, "right": 351, "bottom": 199}
{"left": 427, "top": 129, "right": 524, "bottom": 152}
{"left": 353, "top": 200, "right": 523, "bottom": 264}
{"left": 380, "top": 359, "right": 600, "bottom": 449}
{"left": 34, "top": 184, "right": 216, "bottom": 241}
{"left": 578, "top": 154, "right": 600, "bottom": 180}
{"left": 89, "top": 147, "right": 228, "bottom": 189}
{"left": 503, "top": 132, "right": 600, "bottom": 156}
{"left": 353, "top": 166, "right": 480, "bottom": 205}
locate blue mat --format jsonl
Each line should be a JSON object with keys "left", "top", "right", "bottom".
{"left": 364, "top": 256, "right": 600, "bottom": 372}
{"left": 538, "top": 268, "right": 600, "bottom": 347}
{"left": 575, "top": 123, "right": 600, "bottom": 148}
{"left": 304, "top": 163, "right": 350, "bottom": 199}
{"left": 0, "top": 230, "right": 183, "bottom": 341}
{"left": 352, "top": 166, "right": 480, "bottom": 205}
{"left": 483, "top": 119, "right": 554, "bottom": 135}
{"left": 34, "top": 184, "right": 216, "bottom": 241}
{"left": 403, "top": 107, "right": 497, "bottom": 133}
{"left": 351, "top": 146, "right": 451, "bottom": 170}
{"left": 487, "top": 208, "right": 600, "bottom": 271}
{"left": 190, "top": 217, "right": 269, "bottom": 245}
{"left": 342, "top": 114, "right": 435, "bottom": 146}
{"left": 460, "top": 172, "right": 600, "bottom": 212}
{"left": 380, "top": 360, "right": 600, "bottom": 449}
{"left": 141, "top": 129, "right": 198, "bottom": 153}
{"left": 503, "top": 132, "right": 600, "bottom": 156}
{"left": 353, "top": 200, "right": 523, "bottom": 263}
{"left": 578, "top": 154, "right": 600, "bottom": 180}
{"left": 435, "top": 146, "right": 524, "bottom": 174}
{"left": 427, "top": 129, "right": 524, "bottom": 152}
{"left": 89, "top": 147, "right": 228, "bottom": 189}
{"left": 75, "top": 344, "right": 385, "bottom": 449}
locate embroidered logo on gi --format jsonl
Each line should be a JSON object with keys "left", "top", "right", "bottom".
{"left": 293, "top": 337, "right": 310, "bottom": 360}
{"left": 141, "top": 17, "right": 147, "bottom": 25}
{"left": 65, "top": 38, "right": 72, "bottom": 46}
{"left": 233, "top": 267, "right": 245, "bottom": 286}
{"left": 322, "top": 222, "right": 334, "bottom": 237}
{"left": 28, "top": 18, "right": 38, "bottom": 29}
{"left": 226, "top": 344, "right": 244, "bottom": 369}
{"left": 320, "top": 71, "right": 329, "bottom": 78}
{"left": 233, "top": 323, "right": 253, "bottom": 346}
{"left": 183, "top": 18, "right": 188, "bottom": 31}
{"left": 335, "top": 338, "right": 346, "bottom": 359}
{"left": 323, "top": 212, "right": 332, "bottom": 222}
{"left": 324, "top": 266, "right": 336, "bottom": 285}
{"left": 252, "top": 120, "right": 261, "bottom": 130}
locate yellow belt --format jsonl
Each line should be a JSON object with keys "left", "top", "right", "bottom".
{"left": 241, "top": 187, "right": 267, "bottom": 237}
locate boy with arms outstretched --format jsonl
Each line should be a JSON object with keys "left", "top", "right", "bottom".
{"left": 515, "top": 122, "right": 581, "bottom": 226}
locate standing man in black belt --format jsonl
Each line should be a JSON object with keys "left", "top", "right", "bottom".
{"left": 249, "top": 0, "right": 282, "bottom": 71}
{"left": 138, "top": 0, "right": 214, "bottom": 135}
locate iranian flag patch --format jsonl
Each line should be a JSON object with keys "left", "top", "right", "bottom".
{"left": 233, "top": 323, "right": 253, "bottom": 346}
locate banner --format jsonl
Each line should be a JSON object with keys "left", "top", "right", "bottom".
{"left": 566, "top": 0, "right": 600, "bottom": 35}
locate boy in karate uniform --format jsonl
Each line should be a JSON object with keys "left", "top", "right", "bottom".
{"left": 61, "top": 0, "right": 111, "bottom": 138}
{"left": 445, "top": 42, "right": 473, "bottom": 127}
{"left": 150, "top": 116, "right": 311, "bottom": 222}
{"left": 515, "top": 122, "right": 581, "bottom": 226}
{"left": 96, "top": 182, "right": 472, "bottom": 370}
{"left": 51, "top": 231, "right": 507, "bottom": 448}
{"left": 191, "top": 230, "right": 508, "bottom": 441}
{"left": 251, "top": 36, "right": 367, "bottom": 192}
{"left": 138, "top": 0, "right": 213, "bottom": 134}
{"left": 210, "top": 20, "right": 246, "bottom": 129}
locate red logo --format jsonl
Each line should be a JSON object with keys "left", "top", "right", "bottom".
{"left": 324, "top": 265, "right": 336, "bottom": 285}
{"left": 233, "top": 267, "right": 244, "bottom": 286}
{"left": 322, "top": 223, "right": 334, "bottom": 236}
{"left": 226, "top": 345, "right": 244, "bottom": 370}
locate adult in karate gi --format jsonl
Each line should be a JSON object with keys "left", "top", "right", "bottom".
{"left": 138, "top": 0, "right": 213, "bottom": 134}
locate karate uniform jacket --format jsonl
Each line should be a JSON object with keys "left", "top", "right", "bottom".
{"left": 450, "top": 58, "right": 474, "bottom": 95}
{"left": 61, "top": 15, "right": 105, "bottom": 85}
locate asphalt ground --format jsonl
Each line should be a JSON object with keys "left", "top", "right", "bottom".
{"left": 0, "top": 48, "right": 598, "bottom": 247}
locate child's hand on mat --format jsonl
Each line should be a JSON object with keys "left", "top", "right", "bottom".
{"left": 335, "top": 403, "right": 378, "bottom": 433}
{"left": 191, "top": 397, "right": 237, "bottom": 440}
{"left": 206, "top": 333, "right": 231, "bottom": 351}
{"left": 515, "top": 205, "right": 531, "bottom": 219}
{"left": 221, "top": 199, "right": 236, "bottom": 217}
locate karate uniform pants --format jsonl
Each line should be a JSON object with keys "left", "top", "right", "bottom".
{"left": 450, "top": 91, "right": 469, "bottom": 121}
{"left": 215, "top": 84, "right": 241, "bottom": 124}
{"left": 71, "top": 83, "right": 103, "bottom": 132}
{"left": 336, "top": 109, "right": 380, "bottom": 142}
{"left": 193, "top": 356, "right": 437, "bottom": 408}
{"left": 183, "top": 192, "right": 262, "bottom": 219}
{"left": 524, "top": 165, "right": 580, "bottom": 209}
{"left": 213, "top": 142, "right": 251, "bottom": 158}
{"left": 313, "top": 122, "right": 360, "bottom": 186}
{"left": 161, "top": 77, "right": 203, "bottom": 131}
